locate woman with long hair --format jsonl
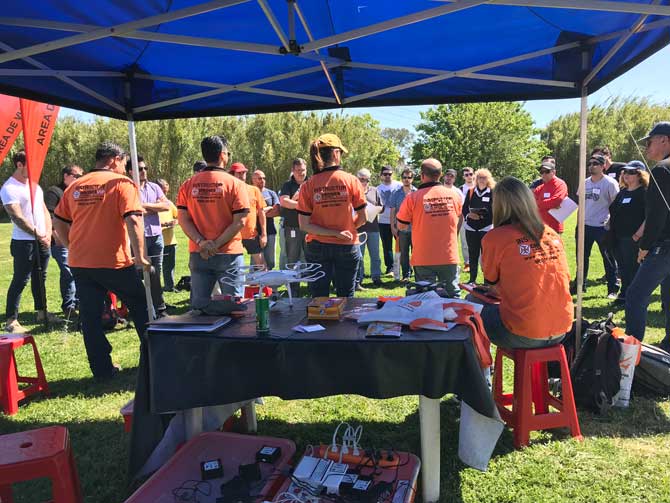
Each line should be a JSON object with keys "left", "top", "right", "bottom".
{"left": 479, "top": 176, "right": 573, "bottom": 348}
{"left": 609, "top": 160, "right": 648, "bottom": 304}
{"left": 296, "top": 134, "right": 367, "bottom": 297}
{"left": 463, "top": 168, "right": 495, "bottom": 284}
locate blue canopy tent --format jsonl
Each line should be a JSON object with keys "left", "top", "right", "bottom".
{"left": 1, "top": 1, "right": 669, "bottom": 500}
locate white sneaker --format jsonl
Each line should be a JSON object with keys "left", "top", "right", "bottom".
{"left": 4, "top": 318, "right": 28, "bottom": 334}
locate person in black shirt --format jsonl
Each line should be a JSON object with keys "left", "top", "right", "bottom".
{"left": 609, "top": 161, "right": 647, "bottom": 305}
{"left": 280, "top": 159, "right": 308, "bottom": 294}
{"left": 625, "top": 122, "right": 670, "bottom": 350}
{"left": 592, "top": 145, "right": 626, "bottom": 182}
{"left": 463, "top": 168, "right": 495, "bottom": 284}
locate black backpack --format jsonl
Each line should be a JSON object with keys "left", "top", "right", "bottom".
{"left": 633, "top": 343, "right": 670, "bottom": 396}
{"left": 570, "top": 315, "right": 622, "bottom": 414}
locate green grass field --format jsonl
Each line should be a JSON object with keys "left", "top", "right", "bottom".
{"left": 0, "top": 216, "right": 669, "bottom": 502}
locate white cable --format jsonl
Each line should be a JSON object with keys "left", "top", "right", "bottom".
{"left": 329, "top": 421, "right": 348, "bottom": 454}
{"left": 274, "top": 492, "right": 307, "bottom": 503}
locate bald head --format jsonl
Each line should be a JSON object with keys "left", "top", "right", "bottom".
{"left": 421, "top": 158, "right": 442, "bottom": 181}
{"left": 252, "top": 169, "right": 266, "bottom": 190}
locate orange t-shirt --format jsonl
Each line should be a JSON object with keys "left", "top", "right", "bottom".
{"left": 54, "top": 169, "right": 143, "bottom": 269}
{"left": 481, "top": 224, "right": 573, "bottom": 339}
{"left": 296, "top": 166, "right": 366, "bottom": 245}
{"left": 396, "top": 182, "right": 462, "bottom": 266}
{"left": 241, "top": 184, "right": 266, "bottom": 240}
{"left": 176, "top": 168, "right": 250, "bottom": 254}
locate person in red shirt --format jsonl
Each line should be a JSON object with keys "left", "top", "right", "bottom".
{"left": 230, "top": 162, "right": 267, "bottom": 268}
{"left": 480, "top": 176, "right": 573, "bottom": 348}
{"left": 396, "top": 158, "right": 463, "bottom": 297}
{"left": 53, "top": 141, "right": 150, "bottom": 380}
{"left": 533, "top": 162, "right": 568, "bottom": 233}
{"left": 297, "top": 134, "right": 367, "bottom": 297}
{"left": 177, "top": 136, "right": 249, "bottom": 307}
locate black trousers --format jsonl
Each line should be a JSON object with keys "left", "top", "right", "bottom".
{"left": 466, "top": 229, "right": 486, "bottom": 284}
{"left": 379, "top": 223, "right": 394, "bottom": 272}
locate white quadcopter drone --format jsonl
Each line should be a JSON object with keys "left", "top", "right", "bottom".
{"left": 222, "top": 262, "right": 325, "bottom": 306}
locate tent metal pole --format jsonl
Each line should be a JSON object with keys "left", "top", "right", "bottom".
{"left": 126, "top": 105, "right": 156, "bottom": 322}
{"left": 575, "top": 86, "right": 588, "bottom": 353}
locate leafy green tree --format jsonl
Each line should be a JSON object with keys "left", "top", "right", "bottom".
{"left": 381, "top": 127, "right": 415, "bottom": 159}
{"left": 411, "top": 102, "right": 548, "bottom": 183}
{"left": 542, "top": 96, "right": 669, "bottom": 195}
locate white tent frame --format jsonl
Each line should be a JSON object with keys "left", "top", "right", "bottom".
{"left": 1, "top": 1, "right": 668, "bottom": 500}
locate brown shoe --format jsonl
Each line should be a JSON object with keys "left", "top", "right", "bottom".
{"left": 36, "top": 310, "right": 64, "bottom": 325}
{"left": 463, "top": 264, "right": 470, "bottom": 273}
{"left": 4, "top": 318, "right": 28, "bottom": 334}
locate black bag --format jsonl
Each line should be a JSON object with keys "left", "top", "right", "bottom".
{"left": 176, "top": 275, "right": 191, "bottom": 292}
{"left": 570, "top": 315, "right": 622, "bottom": 414}
{"left": 632, "top": 343, "right": 670, "bottom": 396}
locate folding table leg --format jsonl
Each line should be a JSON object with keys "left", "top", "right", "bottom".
{"left": 183, "top": 407, "right": 204, "bottom": 439}
{"left": 419, "top": 395, "right": 440, "bottom": 503}
{"left": 241, "top": 402, "right": 257, "bottom": 433}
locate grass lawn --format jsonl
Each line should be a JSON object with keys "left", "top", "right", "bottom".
{"left": 0, "top": 216, "right": 669, "bottom": 502}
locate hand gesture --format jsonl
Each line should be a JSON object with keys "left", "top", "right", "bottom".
{"left": 336, "top": 230, "right": 353, "bottom": 241}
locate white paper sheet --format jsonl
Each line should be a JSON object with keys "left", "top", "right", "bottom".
{"left": 548, "top": 197, "right": 578, "bottom": 223}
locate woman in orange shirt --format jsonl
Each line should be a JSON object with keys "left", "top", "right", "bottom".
{"left": 297, "top": 134, "right": 367, "bottom": 297}
{"left": 479, "top": 177, "right": 573, "bottom": 349}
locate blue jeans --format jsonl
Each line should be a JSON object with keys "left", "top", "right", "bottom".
{"left": 51, "top": 243, "right": 77, "bottom": 312}
{"left": 72, "top": 266, "right": 148, "bottom": 378}
{"left": 305, "top": 241, "right": 360, "bottom": 298}
{"left": 189, "top": 253, "right": 244, "bottom": 309}
{"left": 625, "top": 244, "right": 670, "bottom": 342}
{"left": 414, "top": 264, "right": 460, "bottom": 297}
{"left": 162, "top": 244, "right": 176, "bottom": 290}
{"left": 144, "top": 235, "right": 166, "bottom": 312}
{"left": 398, "top": 230, "right": 412, "bottom": 279}
{"left": 579, "top": 225, "right": 618, "bottom": 292}
{"left": 263, "top": 233, "right": 276, "bottom": 270}
{"left": 357, "top": 231, "right": 381, "bottom": 283}
{"left": 480, "top": 303, "right": 565, "bottom": 349}
{"left": 613, "top": 237, "right": 639, "bottom": 300}
{"left": 5, "top": 239, "right": 50, "bottom": 319}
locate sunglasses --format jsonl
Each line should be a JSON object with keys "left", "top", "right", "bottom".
{"left": 138, "top": 166, "right": 147, "bottom": 171}
{"left": 623, "top": 169, "right": 640, "bottom": 175}
{"left": 402, "top": 176, "right": 413, "bottom": 179}
{"left": 67, "top": 173, "right": 82, "bottom": 178}
{"left": 358, "top": 177, "right": 370, "bottom": 182}
{"left": 381, "top": 172, "right": 392, "bottom": 176}
{"left": 463, "top": 173, "right": 473, "bottom": 177}
{"left": 540, "top": 169, "right": 552, "bottom": 174}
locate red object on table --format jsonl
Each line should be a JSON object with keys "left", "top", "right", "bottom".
{"left": 272, "top": 447, "right": 421, "bottom": 502}
{"left": 0, "top": 426, "right": 83, "bottom": 503}
{"left": 492, "top": 345, "right": 582, "bottom": 448}
{"left": 244, "top": 285, "right": 273, "bottom": 299}
{"left": 458, "top": 283, "right": 501, "bottom": 305}
{"left": 125, "top": 432, "right": 296, "bottom": 502}
{"left": 0, "top": 334, "right": 49, "bottom": 415}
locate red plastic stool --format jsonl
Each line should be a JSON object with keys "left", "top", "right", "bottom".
{"left": 0, "top": 426, "right": 83, "bottom": 503}
{"left": 0, "top": 334, "right": 49, "bottom": 416}
{"left": 492, "top": 345, "right": 582, "bottom": 448}
{"left": 243, "top": 285, "right": 272, "bottom": 299}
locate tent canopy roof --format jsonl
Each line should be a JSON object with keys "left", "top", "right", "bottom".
{"left": 0, "top": 0, "right": 669, "bottom": 121}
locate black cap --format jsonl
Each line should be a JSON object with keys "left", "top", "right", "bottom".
{"left": 639, "top": 121, "right": 670, "bottom": 142}
{"left": 589, "top": 154, "right": 606, "bottom": 166}
{"left": 622, "top": 160, "right": 646, "bottom": 172}
{"left": 538, "top": 162, "right": 555, "bottom": 172}
{"left": 444, "top": 168, "right": 457, "bottom": 176}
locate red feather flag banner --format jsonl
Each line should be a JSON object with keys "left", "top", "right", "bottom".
{"left": 0, "top": 94, "right": 22, "bottom": 166}
{"left": 20, "top": 99, "right": 60, "bottom": 210}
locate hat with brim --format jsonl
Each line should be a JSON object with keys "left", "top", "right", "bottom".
{"left": 444, "top": 169, "right": 457, "bottom": 176}
{"left": 538, "top": 162, "right": 555, "bottom": 172}
{"left": 638, "top": 121, "right": 670, "bottom": 142}
{"left": 589, "top": 155, "right": 606, "bottom": 166}
{"left": 230, "top": 162, "right": 248, "bottom": 173}
{"left": 316, "top": 133, "right": 348, "bottom": 154}
{"left": 622, "top": 160, "right": 646, "bottom": 172}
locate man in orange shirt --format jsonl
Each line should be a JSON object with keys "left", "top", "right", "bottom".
{"left": 533, "top": 162, "right": 568, "bottom": 233}
{"left": 396, "top": 158, "right": 463, "bottom": 297}
{"left": 177, "top": 136, "right": 249, "bottom": 307}
{"left": 53, "top": 141, "right": 150, "bottom": 380}
{"left": 230, "top": 162, "right": 267, "bottom": 267}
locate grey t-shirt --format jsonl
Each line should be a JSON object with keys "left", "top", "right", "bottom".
{"left": 582, "top": 175, "right": 619, "bottom": 227}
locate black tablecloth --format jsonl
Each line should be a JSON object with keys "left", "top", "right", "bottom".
{"left": 129, "top": 298, "right": 495, "bottom": 480}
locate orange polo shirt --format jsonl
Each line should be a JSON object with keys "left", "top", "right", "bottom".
{"left": 241, "top": 184, "right": 266, "bottom": 240}
{"left": 296, "top": 166, "right": 366, "bottom": 245}
{"left": 481, "top": 224, "right": 573, "bottom": 339}
{"left": 396, "top": 182, "right": 462, "bottom": 266}
{"left": 176, "top": 167, "right": 250, "bottom": 254}
{"left": 54, "top": 169, "right": 143, "bottom": 269}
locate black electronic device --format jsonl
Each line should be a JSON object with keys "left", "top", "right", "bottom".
{"left": 340, "top": 476, "right": 373, "bottom": 501}
{"left": 218, "top": 475, "right": 250, "bottom": 503}
{"left": 256, "top": 445, "right": 282, "bottom": 464}
{"left": 239, "top": 462, "right": 261, "bottom": 482}
{"left": 200, "top": 458, "right": 224, "bottom": 480}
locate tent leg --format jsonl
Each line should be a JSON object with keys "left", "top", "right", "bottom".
{"left": 127, "top": 118, "right": 155, "bottom": 322}
{"left": 575, "top": 86, "right": 588, "bottom": 353}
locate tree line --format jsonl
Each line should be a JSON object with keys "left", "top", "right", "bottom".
{"left": 1, "top": 97, "right": 667, "bottom": 198}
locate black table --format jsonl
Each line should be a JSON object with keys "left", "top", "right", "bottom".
{"left": 129, "top": 298, "right": 498, "bottom": 502}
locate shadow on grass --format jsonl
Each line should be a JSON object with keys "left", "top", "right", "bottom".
{"left": 48, "top": 367, "right": 138, "bottom": 399}
{"left": 0, "top": 416, "right": 130, "bottom": 503}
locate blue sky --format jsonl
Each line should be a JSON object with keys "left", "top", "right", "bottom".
{"left": 61, "top": 46, "right": 669, "bottom": 132}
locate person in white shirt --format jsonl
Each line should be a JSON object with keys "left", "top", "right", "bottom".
{"left": 0, "top": 151, "right": 61, "bottom": 333}
{"left": 459, "top": 167, "right": 475, "bottom": 272}
{"left": 376, "top": 165, "right": 402, "bottom": 275}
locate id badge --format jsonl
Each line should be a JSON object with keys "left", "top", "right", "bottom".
{"left": 290, "top": 229, "right": 296, "bottom": 238}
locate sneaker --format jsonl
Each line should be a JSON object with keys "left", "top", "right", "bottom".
{"left": 36, "top": 311, "right": 64, "bottom": 325}
{"left": 4, "top": 318, "right": 28, "bottom": 334}
{"left": 372, "top": 278, "right": 382, "bottom": 287}
{"left": 94, "top": 363, "right": 122, "bottom": 381}
{"left": 355, "top": 283, "right": 367, "bottom": 292}
{"left": 607, "top": 291, "right": 619, "bottom": 300}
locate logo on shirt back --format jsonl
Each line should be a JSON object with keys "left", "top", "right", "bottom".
{"left": 73, "top": 190, "right": 80, "bottom": 200}
{"left": 519, "top": 244, "right": 531, "bottom": 256}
